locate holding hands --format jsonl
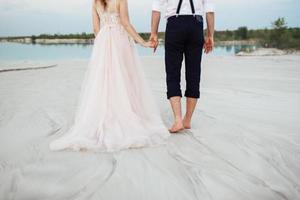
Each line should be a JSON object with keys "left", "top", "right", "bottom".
{"left": 149, "top": 33, "right": 159, "bottom": 52}
{"left": 142, "top": 40, "right": 156, "bottom": 48}
{"left": 142, "top": 33, "right": 159, "bottom": 50}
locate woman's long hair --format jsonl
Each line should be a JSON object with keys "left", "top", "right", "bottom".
{"left": 99, "top": 0, "right": 107, "bottom": 9}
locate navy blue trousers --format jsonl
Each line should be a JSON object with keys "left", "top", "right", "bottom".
{"left": 165, "top": 15, "right": 204, "bottom": 99}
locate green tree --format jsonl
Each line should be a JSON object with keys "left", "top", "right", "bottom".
{"left": 270, "top": 17, "right": 288, "bottom": 48}
{"left": 272, "top": 17, "right": 287, "bottom": 29}
{"left": 31, "top": 35, "right": 36, "bottom": 44}
{"left": 235, "top": 26, "right": 248, "bottom": 40}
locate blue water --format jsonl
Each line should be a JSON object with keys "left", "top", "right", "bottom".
{"left": 0, "top": 42, "right": 255, "bottom": 61}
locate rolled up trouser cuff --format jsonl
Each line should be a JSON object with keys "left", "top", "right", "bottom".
{"left": 184, "top": 90, "right": 200, "bottom": 98}
{"left": 167, "top": 90, "right": 182, "bottom": 99}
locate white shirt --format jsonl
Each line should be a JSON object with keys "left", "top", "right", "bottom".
{"left": 152, "top": 0, "right": 215, "bottom": 18}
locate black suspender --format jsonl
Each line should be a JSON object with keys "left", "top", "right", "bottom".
{"left": 176, "top": 0, "right": 184, "bottom": 15}
{"left": 176, "top": 0, "right": 196, "bottom": 17}
{"left": 189, "top": 0, "right": 195, "bottom": 15}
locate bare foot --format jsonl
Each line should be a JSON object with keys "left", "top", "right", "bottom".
{"left": 169, "top": 120, "right": 184, "bottom": 133}
{"left": 183, "top": 116, "right": 191, "bottom": 129}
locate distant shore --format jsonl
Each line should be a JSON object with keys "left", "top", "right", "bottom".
{"left": 1, "top": 36, "right": 299, "bottom": 56}
{"left": 0, "top": 37, "right": 94, "bottom": 45}
{"left": 0, "top": 37, "right": 258, "bottom": 46}
{"left": 1, "top": 20, "right": 298, "bottom": 49}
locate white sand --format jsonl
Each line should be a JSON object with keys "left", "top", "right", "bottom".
{"left": 0, "top": 55, "right": 300, "bottom": 199}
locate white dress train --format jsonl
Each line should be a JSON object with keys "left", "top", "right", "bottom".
{"left": 49, "top": 3, "right": 170, "bottom": 152}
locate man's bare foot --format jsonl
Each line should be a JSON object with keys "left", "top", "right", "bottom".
{"left": 182, "top": 116, "right": 191, "bottom": 129}
{"left": 169, "top": 120, "right": 184, "bottom": 133}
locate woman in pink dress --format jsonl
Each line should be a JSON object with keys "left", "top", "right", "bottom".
{"left": 49, "top": 0, "right": 170, "bottom": 152}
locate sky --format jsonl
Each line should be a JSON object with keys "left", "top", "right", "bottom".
{"left": 0, "top": 0, "right": 299, "bottom": 37}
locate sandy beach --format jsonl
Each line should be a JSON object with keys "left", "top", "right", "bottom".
{"left": 0, "top": 55, "right": 300, "bottom": 199}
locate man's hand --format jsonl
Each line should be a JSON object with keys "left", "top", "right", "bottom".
{"left": 150, "top": 10, "right": 161, "bottom": 53}
{"left": 204, "top": 36, "right": 214, "bottom": 54}
{"left": 204, "top": 12, "right": 215, "bottom": 54}
{"left": 149, "top": 33, "right": 159, "bottom": 53}
{"left": 142, "top": 40, "right": 156, "bottom": 48}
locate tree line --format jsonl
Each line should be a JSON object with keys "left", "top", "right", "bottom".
{"left": 2, "top": 18, "right": 299, "bottom": 50}
{"left": 215, "top": 18, "right": 300, "bottom": 49}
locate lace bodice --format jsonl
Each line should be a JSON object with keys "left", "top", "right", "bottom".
{"left": 95, "top": 0, "right": 121, "bottom": 28}
{"left": 99, "top": 12, "right": 121, "bottom": 28}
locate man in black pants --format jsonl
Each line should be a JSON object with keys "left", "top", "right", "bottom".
{"left": 150, "top": 0, "right": 215, "bottom": 133}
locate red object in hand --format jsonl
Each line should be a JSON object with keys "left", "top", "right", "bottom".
{"left": 204, "top": 37, "right": 214, "bottom": 54}
{"left": 149, "top": 34, "right": 159, "bottom": 53}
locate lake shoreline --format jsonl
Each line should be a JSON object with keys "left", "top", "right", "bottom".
{"left": 0, "top": 37, "right": 259, "bottom": 45}
{"left": 0, "top": 37, "right": 94, "bottom": 45}
{"left": 1, "top": 38, "right": 299, "bottom": 57}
